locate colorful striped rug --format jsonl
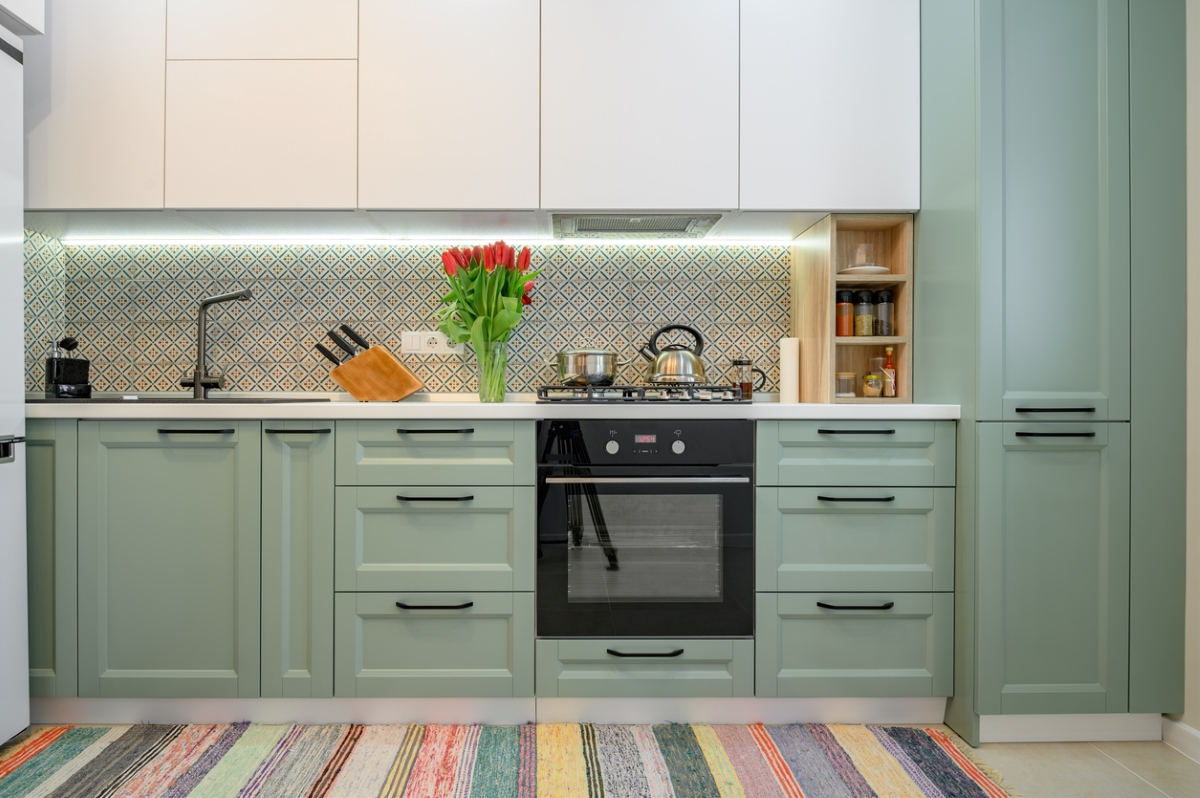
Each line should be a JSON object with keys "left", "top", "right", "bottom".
{"left": 0, "top": 723, "right": 1008, "bottom": 798}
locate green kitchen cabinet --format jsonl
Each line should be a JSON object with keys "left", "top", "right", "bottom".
{"left": 334, "top": 592, "right": 534, "bottom": 698}
{"left": 261, "top": 422, "right": 334, "bottom": 698}
{"left": 25, "top": 419, "right": 77, "bottom": 698}
{"left": 976, "top": 423, "right": 1130, "bottom": 714}
{"left": 977, "top": 0, "right": 1130, "bottom": 422}
{"left": 335, "top": 420, "right": 534, "bottom": 486}
{"left": 756, "top": 592, "right": 952, "bottom": 698}
{"left": 335, "top": 486, "right": 535, "bottom": 593}
{"left": 535, "top": 639, "right": 754, "bottom": 698}
{"left": 757, "top": 487, "right": 955, "bottom": 593}
{"left": 77, "top": 421, "right": 261, "bottom": 698}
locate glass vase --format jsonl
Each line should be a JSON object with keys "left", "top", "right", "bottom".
{"left": 475, "top": 341, "right": 508, "bottom": 403}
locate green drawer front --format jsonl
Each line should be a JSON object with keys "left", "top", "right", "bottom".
{"left": 757, "top": 488, "right": 955, "bottom": 593}
{"left": 535, "top": 639, "right": 754, "bottom": 698}
{"left": 335, "top": 487, "right": 535, "bottom": 592}
{"left": 335, "top": 420, "right": 534, "bottom": 486}
{"left": 756, "top": 593, "right": 952, "bottom": 698}
{"left": 334, "top": 592, "right": 534, "bottom": 697}
{"left": 756, "top": 420, "right": 956, "bottom": 487}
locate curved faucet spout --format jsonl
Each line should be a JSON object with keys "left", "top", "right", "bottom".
{"left": 189, "top": 287, "right": 254, "bottom": 399}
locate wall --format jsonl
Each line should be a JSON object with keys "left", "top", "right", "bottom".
{"left": 22, "top": 234, "right": 791, "bottom": 394}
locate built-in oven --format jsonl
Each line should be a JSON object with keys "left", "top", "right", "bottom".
{"left": 536, "top": 419, "right": 754, "bottom": 638}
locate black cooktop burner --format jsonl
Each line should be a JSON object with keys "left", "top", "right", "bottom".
{"left": 536, "top": 384, "right": 749, "bottom": 403}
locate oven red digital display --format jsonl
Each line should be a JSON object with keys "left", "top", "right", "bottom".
{"left": 634, "top": 434, "right": 657, "bottom": 443}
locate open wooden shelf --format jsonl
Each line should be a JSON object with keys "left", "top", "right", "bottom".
{"left": 791, "top": 213, "right": 914, "bottom": 403}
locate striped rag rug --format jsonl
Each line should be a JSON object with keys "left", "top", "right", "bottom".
{"left": 0, "top": 723, "right": 1007, "bottom": 798}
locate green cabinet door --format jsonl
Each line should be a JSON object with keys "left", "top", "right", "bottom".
{"left": 979, "top": 0, "right": 1130, "bottom": 421}
{"left": 535, "top": 639, "right": 754, "bottom": 698}
{"left": 78, "top": 421, "right": 261, "bottom": 698}
{"left": 977, "top": 423, "right": 1130, "bottom": 714}
{"left": 335, "top": 486, "right": 535, "bottom": 592}
{"left": 25, "top": 419, "right": 77, "bottom": 698}
{"left": 335, "top": 420, "right": 535, "bottom": 486}
{"left": 756, "top": 421, "right": 956, "bottom": 487}
{"left": 334, "top": 592, "right": 534, "bottom": 698}
{"left": 261, "top": 422, "right": 334, "bottom": 698}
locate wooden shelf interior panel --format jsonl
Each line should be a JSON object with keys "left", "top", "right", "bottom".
{"left": 835, "top": 341, "right": 910, "bottom": 401}
{"left": 792, "top": 215, "right": 833, "bottom": 402}
{"left": 832, "top": 214, "right": 913, "bottom": 276}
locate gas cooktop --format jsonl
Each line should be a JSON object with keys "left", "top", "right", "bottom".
{"left": 536, "top": 384, "right": 749, "bottom": 403}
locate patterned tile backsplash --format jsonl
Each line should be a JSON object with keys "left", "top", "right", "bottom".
{"left": 23, "top": 232, "right": 791, "bottom": 394}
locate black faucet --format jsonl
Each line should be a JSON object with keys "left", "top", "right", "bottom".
{"left": 181, "top": 288, "right": 252, "bottom": 399}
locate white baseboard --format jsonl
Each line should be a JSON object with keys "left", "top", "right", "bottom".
{"left": 535, "top": 697, "right": 947, "bottom": 725}
{"left": 978, "top": 713, "right": 1162, "bottom": 743}
{"left": 1162, "top": 717, "right": 1200, "bottom": 763}
{"left": 31, "top": 698, "right": 536, "bottom": 725}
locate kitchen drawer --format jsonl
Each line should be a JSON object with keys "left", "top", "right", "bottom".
{"left": 335, "top": 486, "right": 534, "bottom": 592}
{"left": 755, "top": 593, "right": 952, "bottom": 698}
{"left": 334, "top": 592, "right": 534, "bottom": 697}
{"left": 756, "top": 420, "right": 956, "bottom": 487}
{"left": 756, "top": 487, "right": 954, "bottom": 593}
{"left": 335, "top": 420, "right": 534, "bottom": 486}
{"left": 535, "top": 639, "right": 754, "bottom": 698}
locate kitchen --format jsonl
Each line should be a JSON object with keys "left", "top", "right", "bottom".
{"left": 0, "top": 1, "right": 1196, "bottom": 797}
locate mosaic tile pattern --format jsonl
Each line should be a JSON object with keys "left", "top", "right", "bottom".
{"left": 23, "top": 231, "right": 68, "bottom": 390}
{"left": 24, "top": 234, "right": 791, "bottom": 394}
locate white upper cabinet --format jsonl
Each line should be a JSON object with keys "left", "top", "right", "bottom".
{"left": 165, "top": 60, "right": 357, "bottom": 208}
{"left": 166, "top": 0, "right": 357, "bottom": 60}
{"left": 541, "top": 0, "right": 739, "bottom": 210}
{"left": 740, "top": 0, "right": 920, "bottom": 211}
{"left": 358, "top": 0, "right": 539, "bottom": 210}
{"left": 0, "top": 0, "right": 43, "bottom": 34}
{"left": 24, "top": 0, "right": 166, "bottom": 209}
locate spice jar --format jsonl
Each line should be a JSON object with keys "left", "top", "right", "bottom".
{"left": 862, "top": 372, "right": 884, "bottom": 397}
{"left": 835, "top": 372, "right": 857, "bottom": 398}
{"left": 854, "top": 290, "right": 876, "bottom": 336}
{"left": 835, "top": 290, "right": 855, "bottom": 337}
{"left": 874, "top": 289, "right": 896, "bottom": 336}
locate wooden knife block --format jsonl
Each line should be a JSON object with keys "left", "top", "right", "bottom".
{"left": 330, "top": 346, "right": 424, "bottom": 401}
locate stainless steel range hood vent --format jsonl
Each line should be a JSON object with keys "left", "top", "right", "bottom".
{"left": 552, "top": 213, "right": 721, "bottom": 239}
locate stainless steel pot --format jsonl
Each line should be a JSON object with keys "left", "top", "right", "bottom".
{"left": 642, "top": 324, "right": 707, "bottom": 383}
{"left": 549, "top": 348, "right": 633, "bottom": 386}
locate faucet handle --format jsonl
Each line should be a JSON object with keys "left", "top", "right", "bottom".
{"left": 180, "top": 373, "right": 226, "bottom": 390}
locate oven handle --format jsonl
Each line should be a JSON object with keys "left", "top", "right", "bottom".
{"left": 543, "top": 477, "right": 750, "bottom": 484}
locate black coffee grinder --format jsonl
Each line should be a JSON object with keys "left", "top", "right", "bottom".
{"left": 45, "top": 336, "right": 92, "bottom": 399}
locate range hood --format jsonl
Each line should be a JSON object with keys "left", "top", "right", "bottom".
{"left": 552, "top": 213, "right": 721, "bottom": 239}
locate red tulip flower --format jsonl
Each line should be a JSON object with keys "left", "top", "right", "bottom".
{"left": 482, "top": 246, "right": 495, "bottom": 272}
{"left": 517, "top": 247, "right": 531, "bottom": 272}
{"left": 441, "top": 251, "right": 458, "bottom": 275}
{"left": 521, "top": 282, "right": 534, "bottom": 305}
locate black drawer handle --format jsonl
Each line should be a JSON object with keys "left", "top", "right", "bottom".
{"left": 265, "top": 428, "right": 331, "bottom": 435}
{"left": 396, "top": 495, "right": 474, "bottom": 502}
{"left": 816, "top": 429, "right": 896, "bottom": 435}
{"left": 817, "top": 495, "right": 896, "bottom": 503}
{"left": 817, "top": 601, "right": 896, "bottom": 611}
{"left": 396, "top": 428, "right": 475, "bottom": 434}
{"left": 606, "top": 648, "right": 685, "bottom": 658}
{"left": 157, "top": 428, "right": 235, "bottom": 435}
{"left": 1015, "top": 407, "right": 1095, "bottom": 413}
{"left": 1014, "top": 432, "right": 1096, "bottom": 438}
{"left": 395, "top": 601, "right": 474, "bottom": 610}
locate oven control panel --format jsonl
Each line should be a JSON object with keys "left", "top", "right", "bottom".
{"left": 537, "top": 420, "right": 754, "bottom": 466}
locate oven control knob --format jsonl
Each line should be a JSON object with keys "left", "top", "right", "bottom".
{"left": 672, "top": 440, "right": 686, "bottom": 454}
{"left": 606, "top": 440, "right": 620, "bottom": 455}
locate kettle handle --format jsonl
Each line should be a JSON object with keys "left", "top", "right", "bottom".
{"left": 648, "top": 324, "right": 705, "bottom": 358}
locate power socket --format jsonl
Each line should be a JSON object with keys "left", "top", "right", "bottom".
{"left": 400, "top": 329, "right": 465, "bottom": 355}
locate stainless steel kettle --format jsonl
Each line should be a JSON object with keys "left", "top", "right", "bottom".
{"left": 641, "top": 324, "right": 707, "bottom": 383}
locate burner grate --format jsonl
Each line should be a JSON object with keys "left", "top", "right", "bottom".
{"left": 536, "top": 384, "right": 749, "bottom": 403}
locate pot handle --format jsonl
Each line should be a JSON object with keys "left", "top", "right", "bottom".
{"left": 647, "top": 324, "right": 704, "bottom": 358}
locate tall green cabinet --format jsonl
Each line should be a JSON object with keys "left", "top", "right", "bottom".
{"left": 918, "top": 0, "right": 1185, "bottom": 744}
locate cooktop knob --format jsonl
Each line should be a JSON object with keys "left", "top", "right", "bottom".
{"left": 606, "top": 440, "right": 620, "bottom": 455}
{"left": 672, "top": 440, "right": 686, "bottom": 454}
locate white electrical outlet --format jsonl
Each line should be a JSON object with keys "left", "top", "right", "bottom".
{"left": 400, "top": 330, "right": 464, "bottom": 355}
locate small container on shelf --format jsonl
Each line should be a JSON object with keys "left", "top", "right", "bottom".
{"left": 883, "top": 346, "right": 898, "bottom": 397}
{"left": 835, "top": 290, "right": 855, "bottom": 336}
{"left": 862, "top": 372, "right": 884, "bottom": 397}
{"left": 835, "top": 372, "right": 858, "bottom": 398}
{"left": 874, "top": 289, "right": 896, "bottom": 336}
{"left": 854, "top": 290, "right": 876, "bottom": 336}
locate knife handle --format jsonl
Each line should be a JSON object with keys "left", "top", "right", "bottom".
{"left": 327, "top": 330, "right": 358, "bottom": 356}
{"left": 339, "top": 325, "right": 371, "bottom": 350}
{"left": 315, "top": 343, "right": 342, "bottom": 365}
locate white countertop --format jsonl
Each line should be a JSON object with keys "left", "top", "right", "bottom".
{"left": 26, "top": 392, "right": 961, "bottom": 421}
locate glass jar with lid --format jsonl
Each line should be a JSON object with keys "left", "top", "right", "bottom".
{"left": 854, "top": 290, "right": 876, "bottom": 336}
{"left": 835, "top": 372, "right": 857, "bottom": 398}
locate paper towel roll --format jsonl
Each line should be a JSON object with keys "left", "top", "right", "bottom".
{"left": 779, "top": 338, "right": 800, "bottom": 403}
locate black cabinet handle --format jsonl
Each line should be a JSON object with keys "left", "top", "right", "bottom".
{"left": 817, "top": 601, "right": 895, "bottom": 611}
{"left": 396, "top": 495, "right": 474, "bottom": 502}
{"left": 1015, "top": 407, "right": 1095, "bottom": 413}
{"left": 606, "top": 648, "right": 685, "bottom": 658}
{"left": 396, "top": 428, "right": 475, "bottom": 435}
{"left": 157, "top": 428, "right": 235, "bottom": 435}
{"left": 817, "top": 495, "right": 896, "bottom": 503}
{"left": 265, "top": 428, "right": 331, "bottom": 435}
{"left": 816, "top": 429, "right": 896, "bottom": 435}
{"left": 1014, "top": 432, "right": 1096, "bottom": 438}
{"left": 395, "top": 601, "right": 474, "bottom": 610}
